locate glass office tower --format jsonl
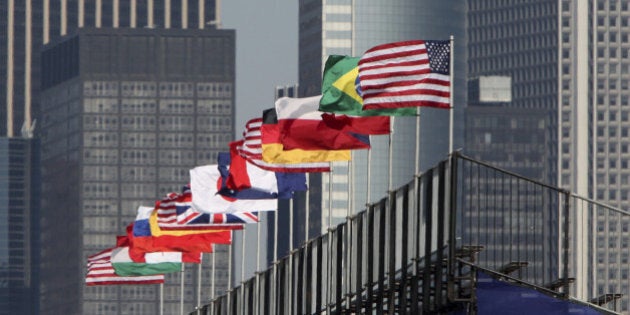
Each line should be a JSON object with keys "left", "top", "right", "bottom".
{"left": 39, "top": 28, "right": 234, "bottom": 315}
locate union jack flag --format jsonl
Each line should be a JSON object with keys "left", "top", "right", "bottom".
{"left": 155, "top": 186, "right": 258, "bottom": 231}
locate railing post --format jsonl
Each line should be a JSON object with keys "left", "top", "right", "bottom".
{"left": 562, "top": 191, "right": 571, "bottom": 297}
{"left": 447, "top": 152, "right": 460, "bottom": 302}
{"left": 400, "top": 185, "right": 410, "bottom": 313}
{"left": 422, "top": 168, "right": 434, "bottom": 313}
{"left": 435, "top": 160, "right": 447, "bottom": 307}
{"left": 387, "top": 190, "right": 397, "bottom": 314}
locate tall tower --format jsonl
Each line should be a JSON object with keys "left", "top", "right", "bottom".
{"left": 468, "top": 0, "right": 630, "bottom": 312}
{"left": 298, "top": 0, "right": 466, "bottom": 234}
{"left": 0, "top": 137, "right": 40, "bottom": 314}
{"left": 39, "top": 28, "right": 235, "bottom": 315}
{"left": 1, "top": 0, "right": 218, "bottom": 138}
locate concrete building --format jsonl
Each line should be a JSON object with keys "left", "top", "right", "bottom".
{"left": 39, "top": 28, "right": 234, "bottom": 315}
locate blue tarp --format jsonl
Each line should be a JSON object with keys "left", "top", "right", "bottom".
{"left": 475, "top": 271, "right": 605, "bottom": 314}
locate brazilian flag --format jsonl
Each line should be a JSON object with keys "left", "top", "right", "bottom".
{"left": 319, "top": 55, "right": 417, "bottom": 116}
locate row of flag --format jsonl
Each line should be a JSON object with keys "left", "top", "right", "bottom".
{"left": 85, "top": 39, "right": 451, "bottom": 286}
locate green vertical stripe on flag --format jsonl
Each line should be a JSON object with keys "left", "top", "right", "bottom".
{"left": 319, "top": 55, "right": 417, "bottom": 116}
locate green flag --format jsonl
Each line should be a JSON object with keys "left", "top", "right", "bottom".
{"left": 319, "top": 55, "right": 417, "bottom": 116}
{"left": 111, "top": 247, "right": 185, "bottom": 276}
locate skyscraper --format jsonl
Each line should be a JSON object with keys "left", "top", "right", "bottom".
{"left": 297, "top": 0, "right": 466, "bottom": 234}
{"left": 1, "top": 1, "right": 232, "bottom": 314}
{"left": 39, "top": 28, "right": 234, "bottom": 315}
{"left": 1, "top": 0, "right": 219, "bottom": 138}
{"left": 467, "top": 0, "right": 630, "bottom": 311}
{"left": 0, "top": 137, "right": 40, "bottom": 315}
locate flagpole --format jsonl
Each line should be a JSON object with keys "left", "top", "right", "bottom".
{"left": 289, "top": 197, "right": 294, "bottom": 313}
{"left": 180, "top": 263, "right": 185, "bottom": 315}
{"left": 273, "top": 207, "right": 278, "bottom": 313}
{"left": 160, "top": 283, "right": 164, "bottom": 315}
{"left": 366, "top": 145, "right": 371, "bottom": 205}
{"left": 241, "top": 226, "right": 247, "bottom": 314}
{"left": 227, "top": 243, "right": 232, "bottom": 314}
{"left": 305, "top": 173, "right": 310, "bottom": 243}
{"left": 389, "top": 117, "right": 395, "bottom": 191}
{"left": 211, "top": 252, "right": 215, "bottom": 315}
{"left": 255, "top": 215, "right": 261, "bottom": 315}
{"left": 326, "top": 163, "right": 333, "bottom": 314}
{"left": 290, "top": 198, "right": 294, "bottom": 251}
{"left": 346, "top": 158, "right": 353, "bottom": 307}
{"left": 449, "top": 35, "right": 454, "bottom": 154}
{"left": 196, "top": 257, "right": 202, "bottom": 311}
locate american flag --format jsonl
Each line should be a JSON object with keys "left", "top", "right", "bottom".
{"left": 155, "top": 186, "right": 257, "bottom": 230}
{"left": 235, "top": 117, "right": 331, "bottom": 172}
{"left": 358, "top": 40, "right": 451, "bottom": 110}
{"left": 85, "top": 248, "right": 164, "bottom": 286}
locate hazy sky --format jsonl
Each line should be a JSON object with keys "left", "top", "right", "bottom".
{"left": 222, "top": 0, "right": 299, "bottom": 135}
{"left": 220, "top": 0, "right": 299, "bottom": 281}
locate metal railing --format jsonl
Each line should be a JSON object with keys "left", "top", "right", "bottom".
{"left": 193, "top": 152, "right": 630, "bottom": 314}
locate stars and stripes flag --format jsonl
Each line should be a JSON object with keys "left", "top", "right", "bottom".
{"left": 358, "top": 40, "right": 451, "bottom": 110}
{"left": 86, "top": 248, "right": 165, "bottom": 286}
{"left": 235, "top": 117, "right": 332, "bottom": 172}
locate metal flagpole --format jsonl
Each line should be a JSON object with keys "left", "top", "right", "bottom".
{"left": 413, "top": 106, "right": 421, "bottom": 281}
{"left": 305, "top": 173, "right": 310, "bottom": 243}
{"left": 273, "top": 207, "right": 278, "bottom": 313}
{"left": 255, "top": 214, "right": 261, "bottom": 315}
{"left": 346, "top": 158, "right": 353, "bottom": 307}
{"left": 288, "top": 198, "right": 294, "bottom": 313}
{"left": 241, "top": 227, "right": 247, "bottom": 314}
{"left": 449, "top": 35, "right": 454, "bottom": 154}
{"left": 180, "top": 264, "right": 185, "bottom": 315}
{"left": 160, "top": 283, "right": 164, "bottom": 315}
{"left": 211, "top": 252, "right": 216, "bottom": 315}
{"left": 326, "top": 164, "right": 334, "bottom": 314}
{"left": 389, "top": 117, "right": 395, "bottom": 191}
{"left": 366, "top": 145, "right": 372, "bottom": 205}
{"left": 196, "top": 257, "right": 202, "bottom": 311}
{"left": 227, "top": 243, "right": 232, "bottom": 314}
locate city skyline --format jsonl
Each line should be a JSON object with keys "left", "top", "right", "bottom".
{"left": 3, "top": 0, "right": 630, "bottom": 314}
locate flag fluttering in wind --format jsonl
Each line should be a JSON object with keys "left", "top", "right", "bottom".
{"left": 275, "top": 96, "right": 371, "bottom": 150}
{"left": 156, "top": 186, "right": 256, "bottom": 231}
{"left": 234, "top": 118, "right": 331, "bottom": 172}
{"left": 319, "top": 55, "right": 416, "bottom": 118}
{"left": 218, "top": 150, "right": 307, "bottom": 199}
{"left": 110, "top": 237, "right": 201, "bottom": 276}
{"left": 358, "top": 40, "right": 451, "bottom": 110}
{"left": 128, "top": 222, "right": 219, "bottom": 258}
{"left": 86, "top": 247, "right": 165, "bottom": 286}
{"left": 189, "top": 164, "right": 278, "bottom": 213}
{"left": 260, "top": 110, "right": 353, "bottom": 165}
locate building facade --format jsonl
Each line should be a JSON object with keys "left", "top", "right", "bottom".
{"left": 1, "top": 0, "right": 218, "bottom": 138}
{"left": 39, "top": 28, "right": 234, "bottom": 315}
{"left": 468, "top": 0, "right": 630, "bottom": 311}
{"left": 0, "top": 137, "right": 40, "bottom": 314}
{"left": 298, "top": 0, "right": 466, "bottom": 234}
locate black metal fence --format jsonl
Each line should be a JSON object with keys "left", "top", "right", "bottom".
{"left": 193, "top": 152, "right": 629, "bottom": 314}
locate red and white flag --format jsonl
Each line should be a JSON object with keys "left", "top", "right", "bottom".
{"left": 358, "top": 40, "right": 451, "bottom": 110}
{"left": 275, "top": 96, "right": 371, "bottom": 151}
{"left": 86, "top": 248, "right": 165, "bottom": 286}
